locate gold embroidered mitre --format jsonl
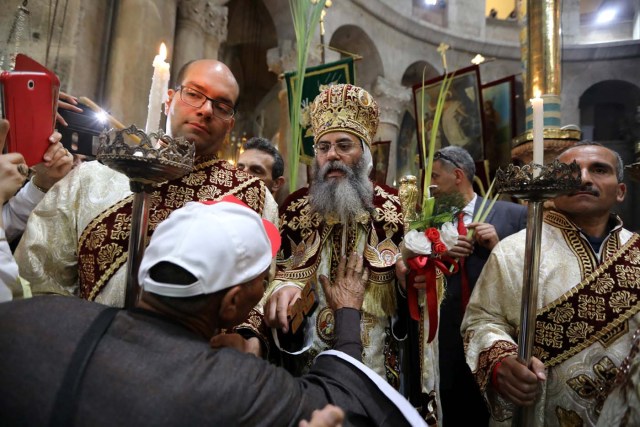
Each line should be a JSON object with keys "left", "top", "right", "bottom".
{"left": 310, "top": 83, "right": 379, "bottom": 148}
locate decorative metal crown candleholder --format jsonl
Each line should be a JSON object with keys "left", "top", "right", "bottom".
{"left": 495, "top": 160, "right": 581, "bottom": 427}
{"left": 97, "top": 125, "right": 195, "bottom": 308}
{"left": 626, "top": 162, "right": 640, "bottom": 182}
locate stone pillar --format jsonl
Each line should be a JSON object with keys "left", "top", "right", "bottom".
{"left": 561, "top": 0, "right": 580, "bottom": 45}
{"left": 447, "top": 0, "right": 485, "bottom": 38}
{"left": 372, "top": 76, "right": 411, "bottom": 186}
{"left": 173, "top": 0, "right": 228, "bottom": 74}
{"left": 104, "top": 0, "right": 178, "bottom": 127}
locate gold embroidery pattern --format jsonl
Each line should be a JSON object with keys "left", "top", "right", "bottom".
{"left": 97, "top": 243, "right": 123, "bottom": 270}
{"left": 534, "top": 233, "right": 640, "bottom": 367}
{"left": 610, "top": 290, "right": 637, "bottom": 313}
{"left": 565, "top": 228, "right": 596, "bottom": 278}
{"left": 181, "top": 170, "right": 207, "bottom": 186}
{"left": 164, "top": 185, "right": 195, "bottom": 208}
{"left": 625, "top": 247, "right": 640, "bottom": 264}
{"left": 148, "top": 191, "right": 162, "bottom": 209}
{"left": 279, "top": 232, "right": 322, "bottom": 271}
{"left": 383, "top": 326, "right": 401, "bottom": 390}
{"left": 472, "top": 339, "right": 518, "bottom": 393}
{"left": 365, "top": 233, "right": 400, "bottom": 268}
{"left": 599, "top": 322, "right": 628, "bottom": 348}
{"left": 536, "top": 321, "right": 564, "bottom": 348}
{"left": 148, "top": 209, "right": 171, "bottom": 231}
{"left": 566, "top": 321, "right": 594, "bottom": 343}
{"left": 567, "top": 356, "right": 618, "bottom": 417}
{"left": 616, "top": 265, "right": 640, "bottom": 288}
{"left": 577, "top": 295, "right": 606, "bottom": 321}
{"left": 78, "top": 196, "right": 132, "bottom": 250}
{"left": 233, "top": 308, "right": 270, "bottom": 355}
{"left": 110, "top": 213, "right": 131, "bottom": 240}
{"left": 361, "top": 312, "right": 375, "bottom": 348}
{"left": 78, "top": 159, "right": 266, "bottom": 300}
{"left": 196, "top": 184, "right": 222, "bottom": 200}
{"left": 591, "top": 273, "right": 615, "bottom": 294}
{"left": 555, "top": 407, "right": 583, "bottom": 427}
{"left": 210, "top": 167, "right": 233, "bottom": 187}
{"left": 544, "top": 210, "right": 577, "bottom": 230}
{"left": 375, "top": 199, "right": 401, "bottom": 234}
{"left": 86, "top": 224, "right": 107, "bottom": 251}
{"left": 548, "top": 302, "right": 575, "bottom": 323}
{"left": 605, "top": 232, "right": 621, "bottom": 260}
{"left": 79, "top": 254, "right": 95, "bottom": 286}
{"left": 369, "top": 270, "right": 395, "bottom": 284}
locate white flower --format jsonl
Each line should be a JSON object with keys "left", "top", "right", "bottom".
{"left": 439, "top": 222, "right": 459, "bottom": 250}
{"left": 404, "top": 229, "right": 432, "bottom": 256}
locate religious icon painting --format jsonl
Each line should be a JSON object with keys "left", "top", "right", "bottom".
{"left": 412, "top": 65, "right": 485, "bottom": 163}
{"left": 369, "top": 140, "right": 391, "bottom": 185}
{"left": 482, "top": 75, "right": 517, "bottom": 175}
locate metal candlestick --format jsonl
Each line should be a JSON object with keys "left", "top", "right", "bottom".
{"left": 495, "top": 160, "right": 581, "bottom": 427}
{"left": 625, "top": 162, "right": 640, "bottom": 182}
{"left": 97, "top": 125, "right": 195, "bottom": 308}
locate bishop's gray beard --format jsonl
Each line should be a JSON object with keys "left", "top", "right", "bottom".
{"left": 309, "top": 156, "right": 374, "bottom": 220}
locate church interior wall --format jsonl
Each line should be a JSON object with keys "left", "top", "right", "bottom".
{"left": 1, "top": 0, "right": 638, "bottom": 219}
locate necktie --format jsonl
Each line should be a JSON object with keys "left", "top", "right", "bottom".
{"left": 457, "top": 211, "right": 470, "bottom": 315}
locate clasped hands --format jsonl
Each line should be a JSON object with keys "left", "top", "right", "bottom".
{"left": 396, "top": 222, "right": 500, "bottom": 291}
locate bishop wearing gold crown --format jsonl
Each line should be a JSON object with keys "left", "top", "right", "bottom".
{"left": 263, "top": 83, "right": 409, "bottom": 391}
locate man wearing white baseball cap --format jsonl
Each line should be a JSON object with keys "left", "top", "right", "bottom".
{"left": 0, "top": 196, "right": 425, "bottom": 426}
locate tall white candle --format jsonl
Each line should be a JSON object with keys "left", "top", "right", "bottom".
{"left": 531, "top": 89, "right": 544, "bottom": 176}
{"left": 145, "top": 43, "right": 171, "bottom": 135}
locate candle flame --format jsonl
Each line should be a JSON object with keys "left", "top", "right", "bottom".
{"left": 159, "top": 43, "right": 167, "bottom": 60}
{"left": 533, "top": 88, "right": 541, "bottom": 99}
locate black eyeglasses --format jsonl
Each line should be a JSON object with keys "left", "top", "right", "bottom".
{"left": 434, "top": 151, "right": 462, "bottom": 169}
{"left": 178, "top": 86, "right": 236, "bottom": 120}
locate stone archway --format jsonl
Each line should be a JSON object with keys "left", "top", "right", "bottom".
{"left": 329, "top": 24, "right": 384, "bottom": 90}
{"left": 579, "top": 79, "right": 640, "bottom": 231}
{"left": 401, "top": 60, "right": 439, "bottom": 88}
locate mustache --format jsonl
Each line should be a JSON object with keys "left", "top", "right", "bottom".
{"left": 319, "top": 161, "right": 353, "bottom": 179}
{"left": 570, "top": 185, "right": 600, "bottom": 197}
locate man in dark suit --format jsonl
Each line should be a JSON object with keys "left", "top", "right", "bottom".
{"left": 430, "top": 146, "right": 527, "bottom": 426}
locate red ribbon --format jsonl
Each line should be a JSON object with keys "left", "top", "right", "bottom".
{"left": 407, "top": 255, "right": 458, "bottom": 343}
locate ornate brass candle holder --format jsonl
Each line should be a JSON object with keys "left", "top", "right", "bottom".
{"left": 625, "top": 162, "right": 640, "bottom": 182}
{"left": 97, "top": 125, "right": 195, "bottom": 307}
{"left": 495, "top": 160, "right": 581, "bottom": 427}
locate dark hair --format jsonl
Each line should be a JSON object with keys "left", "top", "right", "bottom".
{"left": 147, "top": 261, "right": 211, "bottom": 311}
{"left": 243, "top": 137, "right": 285, "bottom": 180}
{"left": 436, "top": 146, "right": 476, "bottom": 182}
{"left": 560, "top": 141, "right": 624, "bottom": 182}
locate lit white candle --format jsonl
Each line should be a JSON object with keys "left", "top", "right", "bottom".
{"left": 145, "top": 43, "right": 171, "bottom": 135}
{"left": 531, "top": 89, "right": 544, "bottom": 177}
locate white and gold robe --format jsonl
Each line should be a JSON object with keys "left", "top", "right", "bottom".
{"left": 462, "top": 210, "right": 639, "bottom": 427}
{"left": 15, "top": 159, "right": 278, "bottom": 307}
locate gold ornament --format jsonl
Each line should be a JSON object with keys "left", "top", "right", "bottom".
{"left": 310, "top": 84, "right": 380, "bottom": 148}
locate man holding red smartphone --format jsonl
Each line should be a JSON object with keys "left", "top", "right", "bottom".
{"left": 0, "top": 118, "right": 73, "bottom": 301}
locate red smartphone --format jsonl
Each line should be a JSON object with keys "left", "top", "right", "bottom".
{"left": 0, "top": 70, "right": 60, "bottom": 166}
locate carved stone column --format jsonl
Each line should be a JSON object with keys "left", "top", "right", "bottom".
{"left": 173, "top": 0, "right": 228, "bottom": 74}
{"left": 372, "top": 76, "right": 411, "bottom": 186}
{"left": 104, "top": 0, "right": 179, "bottom": 128}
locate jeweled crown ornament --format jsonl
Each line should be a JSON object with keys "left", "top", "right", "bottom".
{"left": 310, "top": 83, "right": 379, "bottom": 148}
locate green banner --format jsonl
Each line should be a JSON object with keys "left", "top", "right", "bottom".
{"left": 285, "top": 58, "right": 355, "bottom": 165}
